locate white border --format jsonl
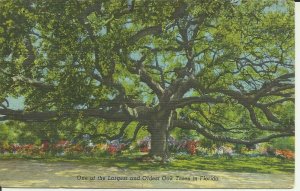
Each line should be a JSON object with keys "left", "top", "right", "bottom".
{"left": 293, "top": 2, "right": 299, "bottom": 191}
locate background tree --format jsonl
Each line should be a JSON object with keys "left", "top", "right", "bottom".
{"left": 0, "top": 0, "right": 294, "bottom": 159}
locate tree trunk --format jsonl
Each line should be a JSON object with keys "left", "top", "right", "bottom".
{"left": 148, "top": 111, "right": 173, "bottom": 160}
{"left": 149, "top": 125, "right": 168, "bottom": 158}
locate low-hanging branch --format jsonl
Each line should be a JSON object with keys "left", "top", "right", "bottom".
{"left": 0, "top": 108, "right": 132, "bottom": 122}
{"left": 245, "top": 105, "right": 291, "bottom": 132}
{"left": 174, "top": 120, "right": 294, "bottom": 145}
{"left": 89, "top": 122, "right": 143, "bottom": 144}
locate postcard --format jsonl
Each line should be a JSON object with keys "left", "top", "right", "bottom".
{"left": 0, "top": 0, "right": 295, "bottom": 189}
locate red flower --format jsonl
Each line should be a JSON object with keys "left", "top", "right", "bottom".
{"left": 107, "top": 145, "right": 118, "bottom": 155}
{"left": 275, "top": 149, "right": 294, "bottom": 160}
{"left": 186, "top": 140, "right": 198, "bottom": 155}
{"left": 140, "top": 146, "right": 149, "bottom": 153}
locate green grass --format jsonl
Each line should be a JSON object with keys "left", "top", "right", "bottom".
{"left": 0, "top": 153, "right": 294, "bottom": 174}
{"left": 169, "top": 155, "right": 294, "bottom": 174}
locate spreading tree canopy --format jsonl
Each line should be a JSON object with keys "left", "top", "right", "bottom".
{"left": 0, "top": 0, "right": 294, "bottom": 158}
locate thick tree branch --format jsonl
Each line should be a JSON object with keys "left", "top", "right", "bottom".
{"left": 245, "top": 106, "right": 291, "bottom": 132}
{"left": 0, "top": 98, "right": 9, "bottom": 109}
{"left": 126, "top": 123, "right": 143, "bottom": 143}
{"left": 166, "top": 77, "right": 196, "bottom": 101}
{"left": 169, "top": 96, "right": 223, "bottom": 109}
{"left": 0, "top": 108, "right": 131, "bottom": 122}
{"left": 174, "top": 120, "right": 294, "bottom": 145}
{"left": 128, "top": 56, "right": 164, "bottom": 97}
{"left": 95, "top": 121, "right": 132, "bottom": 141}
{"left": 93, "top": 122, "right": 143, "bottom": 144}
{"left": 0, "top": 116, "right": 9, "bottom": 121}
{"left": 128, "top": 26, "right": 162, "bottom": 44}
{"left": 255, "top": 103, "right": 281, "bottom": 124}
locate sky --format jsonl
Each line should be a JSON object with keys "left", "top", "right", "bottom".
{"left": 6, "top": 97, "right": 25, "bottom": 110}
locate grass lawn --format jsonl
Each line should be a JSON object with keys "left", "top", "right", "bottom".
{"left": 0, "top": 153, "right": 294, "bottom": 174}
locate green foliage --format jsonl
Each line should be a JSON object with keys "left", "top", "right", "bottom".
{"left": 0, "top": 122, "right": 19, "bottom": 145}
{"left": 271, "top": 137, "right": 294, "bottom": 151}
{"left": 171, "top": 127, "right": 201, "bottom": 140}
{"left": 0, "top": 0, "right": 294, "bottom": 149}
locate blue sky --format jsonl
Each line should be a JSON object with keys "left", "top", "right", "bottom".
{"left": 6, "top": 97, "right": 25, "bottom": 110}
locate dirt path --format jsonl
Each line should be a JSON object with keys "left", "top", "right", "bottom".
{"left": 0, "top": 159, "right": 294, "bottom": 188}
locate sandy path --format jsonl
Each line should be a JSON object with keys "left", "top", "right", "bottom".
{"left": 0, "top": 159, "right": 294, "bottom": 188}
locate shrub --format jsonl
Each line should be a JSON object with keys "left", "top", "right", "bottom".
{"left": 272, "top": 137, "right": 294, "bottom": 151}
{"left": 275, "top": 149, "right": 294, "bottom": 160}
{"left": 64, "top": 144, "right": 84, "bottom": 156}
{"left": 186, "top": 140, "right": 198, "bottom": 155}
{"left": 196, "top": 146, "right": 208, "bottom": 156}
{"left": 0, "top": 141, "right": 10, "bottom": 153}
{"left": 140, "top": 146, "right": 149, "bottom": 152}
{"left": 91, "top": 143, "right": 108, "bottom": 156}
{"left": 107, "top": 145, "right": 118, "bottom": 155}
{"left": 137, "top": 136, "right": 151, "bottom": 153}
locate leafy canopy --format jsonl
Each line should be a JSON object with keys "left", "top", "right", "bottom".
{"left": 0, "top": 0, "right": 294, "bottom": 145}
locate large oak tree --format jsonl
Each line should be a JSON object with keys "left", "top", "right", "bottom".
{"left": 0, "top": 0, "right": 294, "bottom": 158}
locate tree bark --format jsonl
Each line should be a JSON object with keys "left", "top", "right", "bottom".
{"left": 148, "top": 112, "right": 173, "bottom": 160}
{"left": 149, "top": 124, "right": 168, "bottom": 158}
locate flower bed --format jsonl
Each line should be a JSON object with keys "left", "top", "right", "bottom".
{"left": 275, "top": 149, "right": 294, "bottom": 160}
